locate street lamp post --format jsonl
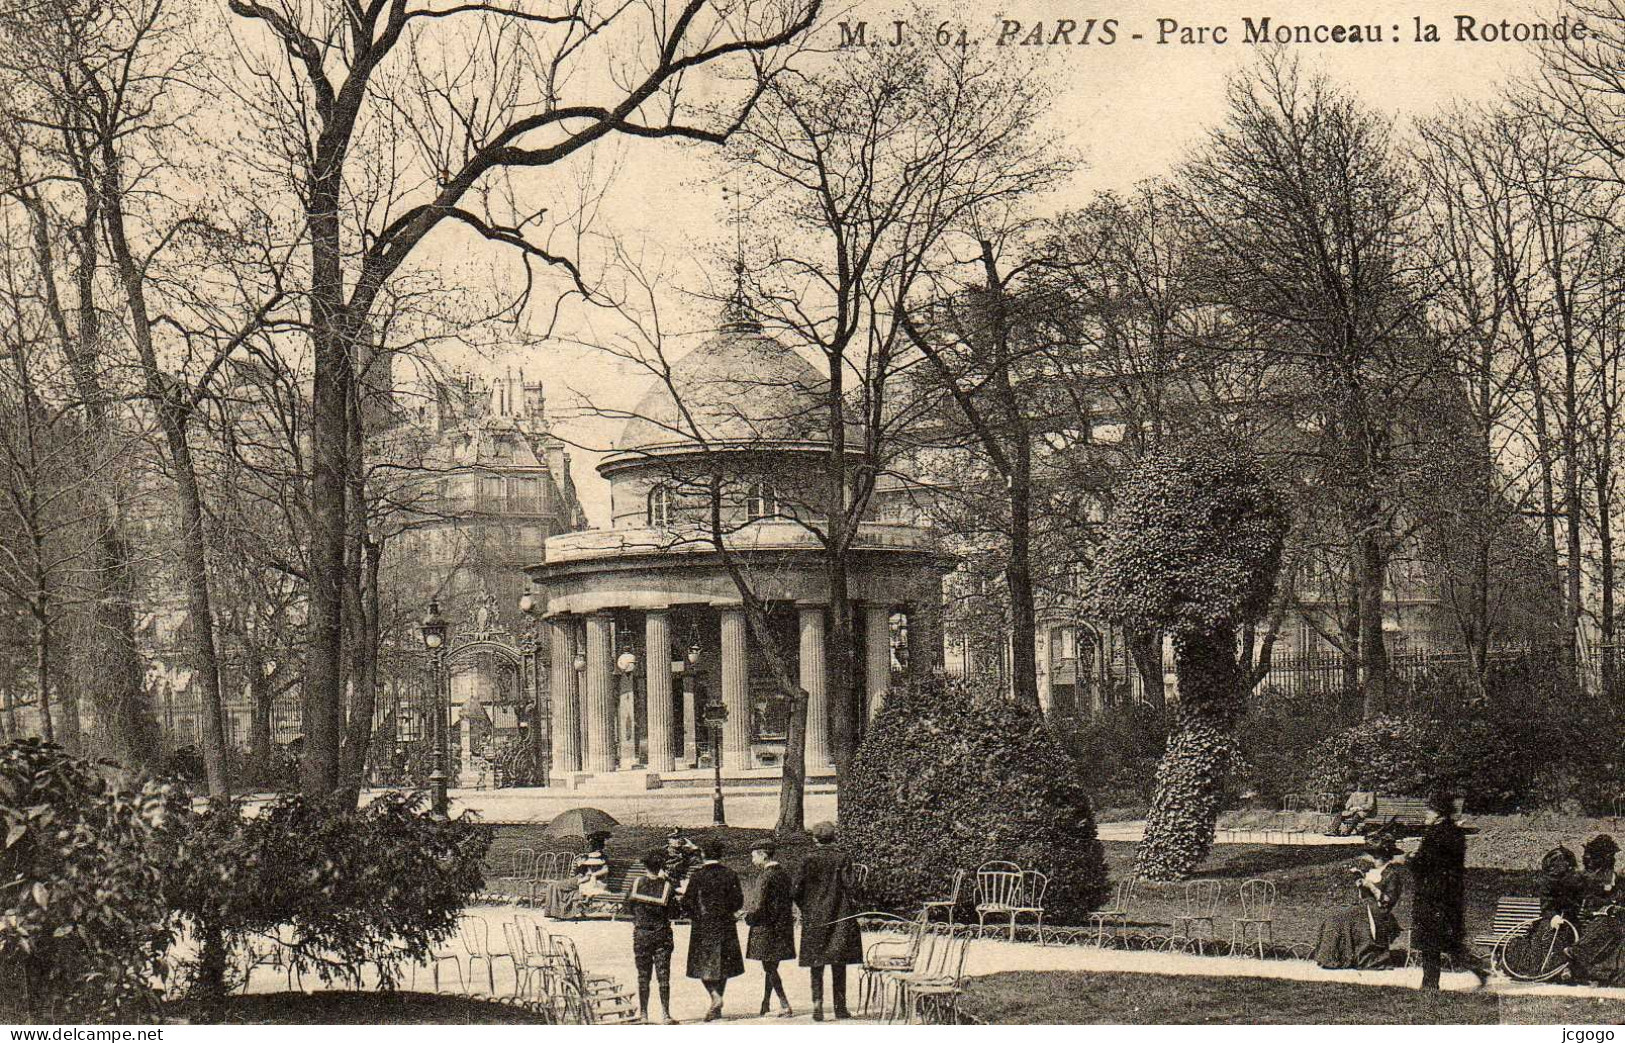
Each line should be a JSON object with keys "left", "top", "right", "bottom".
{"left": 690, "top": 642, "right": 725, "bottom": 826}
{"left": 419, "top": 599, "right": 450, "bottom": 817}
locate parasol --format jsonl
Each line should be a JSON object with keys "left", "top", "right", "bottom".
{"left": 543, "top": 807, "right": 620, "bottom": 839}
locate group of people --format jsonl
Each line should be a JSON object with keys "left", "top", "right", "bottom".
{"left": 622, "top": 821, "right": 863, "bottom": 1024}
{"left": 1313, "top": 791, "right": 1625, "bottom": 987}
{"left": 1533, "top": 833, "right": 1623, "bottom": 983}
{"left": 1313, "top": 790, "right": 1490, "bottom": 989}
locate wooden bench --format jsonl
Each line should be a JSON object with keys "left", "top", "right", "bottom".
{"left": 581, "top": 858, "right": 638, "bottom": 921}
{"left": 1361, "top": 795, "right": 1466, "bottom": 836}
{"left": 1468, "top": 895, "right": 1544, "bottom": 954}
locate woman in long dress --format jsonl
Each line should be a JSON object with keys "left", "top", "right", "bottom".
{"left": 545, "top": 830, "right": 612, "bottom": 919}
{"left": 1313, "top": 830, "right": 1406, "bottom": 969}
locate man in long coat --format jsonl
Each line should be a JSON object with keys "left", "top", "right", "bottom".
{"left": 683, "top": 838, "right": 745, "bottom": 1020}
{"left": 1408, "top": 791, "right": 1488, "bottom": 989}
{"left": 745, "top": 839, "right": 796, "bottom": 1017}
{"left": 794, "top": 821, "right": 863, "bottom": 1020}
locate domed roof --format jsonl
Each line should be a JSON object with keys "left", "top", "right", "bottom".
{"left": 615, "top": 323, "right": 829, "bottom": 453}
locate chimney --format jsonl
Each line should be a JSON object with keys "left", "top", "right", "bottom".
{"left": 523, "top": 381, "right": 546, "bottom": 420}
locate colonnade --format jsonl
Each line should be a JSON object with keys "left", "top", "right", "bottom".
{"left": 546, "top": 596, "right": 941, "bottom": 779}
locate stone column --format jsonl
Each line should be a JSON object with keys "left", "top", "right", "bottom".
{"left": 719, "top": 606, "right": 751, "bottom": 769}
{"left": 645, "top": 610, "right": 675, "bottom": 773}
{"left": 863, "top": 603, "right": 892, "bottom": 720}
{"left": 548, "top": 617, "right": 581, "bottom": 777}
{"left": 584, "top": 613, "right": 616, "bottom": 773}
{"left": 799, "top": 604, "right": 831, "bottom": 772}
{"left": 908, "top": 585, "right": 944, "bottom": 679}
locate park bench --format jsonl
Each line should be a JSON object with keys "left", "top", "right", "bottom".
{"left": 581, "top": 858, "right": 638, "bottom": 921}
{"left": 1361, "top": 795, "right": 1467, "bottom": 836}
{"left": 1468, "top": 895, "right": 1544, "bottom": 955}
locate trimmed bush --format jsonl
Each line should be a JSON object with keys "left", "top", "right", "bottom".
{"left": 843, "top": 676, "right": 1109, "bottom": 924}
{"left": 0, "top": 740, "right": 174, "bottom": 1022}
{"left": 163, "top": 791, "right": 493, "bottom": 998}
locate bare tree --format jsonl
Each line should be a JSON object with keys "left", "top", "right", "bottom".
{"left": 219, "top": 0, "right": 820, "bottom": 797}
{"left": 734, "top": 37, "right": 1055, "bottom": 776}
{"left": 1179, "top": 55, "right": 1440, "bottom": 718}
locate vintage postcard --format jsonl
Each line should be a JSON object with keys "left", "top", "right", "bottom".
{"left": 1, "top": 0, "right": 1622, "bottom": 1031}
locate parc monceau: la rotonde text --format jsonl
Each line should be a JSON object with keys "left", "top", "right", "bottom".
{"left": 837, "top": 14, "right": 1589, "bottom": 49}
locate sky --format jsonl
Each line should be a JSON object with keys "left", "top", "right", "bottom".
{"left": 444, "top": 0, "right": 1562, "bottom": 525}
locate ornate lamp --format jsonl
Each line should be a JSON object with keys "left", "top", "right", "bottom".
{"left": 418, "top": 599, "right": 450, "bottom": 816}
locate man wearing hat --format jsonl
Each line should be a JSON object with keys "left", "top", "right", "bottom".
{"left": 665, "top": 829, "right": 701, "bottom": 893}
{"left": 794, "top": 821, "right": 863, "bottom": 1020}
{"left": 745, "top": 838, "right": 796, "bottom": 1017}
{"left": 683, "top": 837, "right": 745, "bottom": 1020}
{"left": 1408, "top": 791, "right": 1488, "bottom": 989}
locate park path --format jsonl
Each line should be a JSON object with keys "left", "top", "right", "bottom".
{"left": 1096, "top": 821, "right": 1363, "bottom": 846}
{"left": 369, "top": 786, "right": 840, "bottom": 829}
{"left": 239, "top": 903, "right": 1625, "bottom": 1023}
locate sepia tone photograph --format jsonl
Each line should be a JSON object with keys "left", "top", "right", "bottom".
{"left": 5, "top": 0, "right": 1625, "bottom": 1029}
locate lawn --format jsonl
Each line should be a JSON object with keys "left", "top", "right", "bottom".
{"left": 959, "top": 970, "right": 1625, "bottom": 1024}
{"left": 1098, "top": 840, "right": 1541, "bottom": 951}
{"left": 2, "top": 993, "right": 551, "bottom": 1026}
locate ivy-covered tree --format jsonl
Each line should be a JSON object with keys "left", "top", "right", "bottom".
{"left": 1091, "top": 446, "right": 1288, "bottom": 879}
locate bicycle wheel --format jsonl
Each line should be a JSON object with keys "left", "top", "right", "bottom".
{"left": 1496, "top": 917, "right": 1579, "bottom": 982}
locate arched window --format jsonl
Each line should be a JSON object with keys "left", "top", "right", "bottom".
{"left": 746, "top": 481, "right": 778, "bottom": 520}
{"left": 647, "top": 483, "right": 674, "bottom": 527}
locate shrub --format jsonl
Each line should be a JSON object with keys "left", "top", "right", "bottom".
{"left": 0, "top": 740, "right": 175, "bottom": 1022}
{"left": 1060, "top": 701, "right": 1171, "bottom": 808}
{"left": 1301, "top": 654, "right": 1625, "bottom": 815}
{"left": 1302, "top": 714, "right": 1439, "bottom": 798}
{"left": 163, "top": 791, "right": 493, "bottom": 998}
{"left": 844, "top": 676, "right": 1109, "bottom": 924}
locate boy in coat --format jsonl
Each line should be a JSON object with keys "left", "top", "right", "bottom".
{"left": 794, "top": 821, "right": 862, "bottom": 1020}
{"left": 1408, "top": 791, "right": 1488, "bottom": 989}
{"left": 745, "top": 839, "right": 796, "bottom": 1017}
{"left": 683, "top": 837, "right": 745, "bottom": 1021}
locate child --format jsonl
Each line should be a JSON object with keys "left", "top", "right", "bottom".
{"left": 630, "top": 848, "right": 679, "bottom": 1024}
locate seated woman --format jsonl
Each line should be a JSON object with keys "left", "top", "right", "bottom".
{"left": 1313, "top": 829, "right": 1406, "bottom": 969}
{"left": 1543, "top": 839, "right": 1625, "bottom": 983}
{"left": 577, "top": 830, "right": 613, "bottom": 898}
{"left": 544, "top": 830, "right": 613, "bottom": 919}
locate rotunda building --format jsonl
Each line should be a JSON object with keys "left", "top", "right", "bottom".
{"left": 525, "top": 305, "right": 952, "bottom": 787}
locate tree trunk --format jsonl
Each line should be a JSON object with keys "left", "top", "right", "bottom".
{"left": 1135, "top": 626, "right": 1242, "bottom": 881}
{"left": 100, "top": 148, "right": 232, "bottom": 798}
{"left": 19, "top": 192, "right": 150, "bottom": 769}
{"left": 1126, "top": 628, "right": 1164, "bottom": 708}
{"left": 33, "top": 606, "right": 53, "bottom": 744}
{"left": 301, "top": 175, "right": 352, "bottom": 797}
{"left": 1356, "top": 528, "right": 1389, "bottom": 718}
{"left": 339, "top": 539, "right": 383, "bottom": 802}
{"left": 825, "top": 353, "right": 858, "bottom": 805}
{"left": 247, "top": 660, "right": 275, "bottom": 789}
{"left": 1006, "top": 454, "right": 1040, "bottom": 711}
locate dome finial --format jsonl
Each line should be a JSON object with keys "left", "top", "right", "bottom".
{"left": 722, "top": 258, "right": 760, "bottom": 333}
{"left": 721, "top": 175, "right": 760, "bottom": 333}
